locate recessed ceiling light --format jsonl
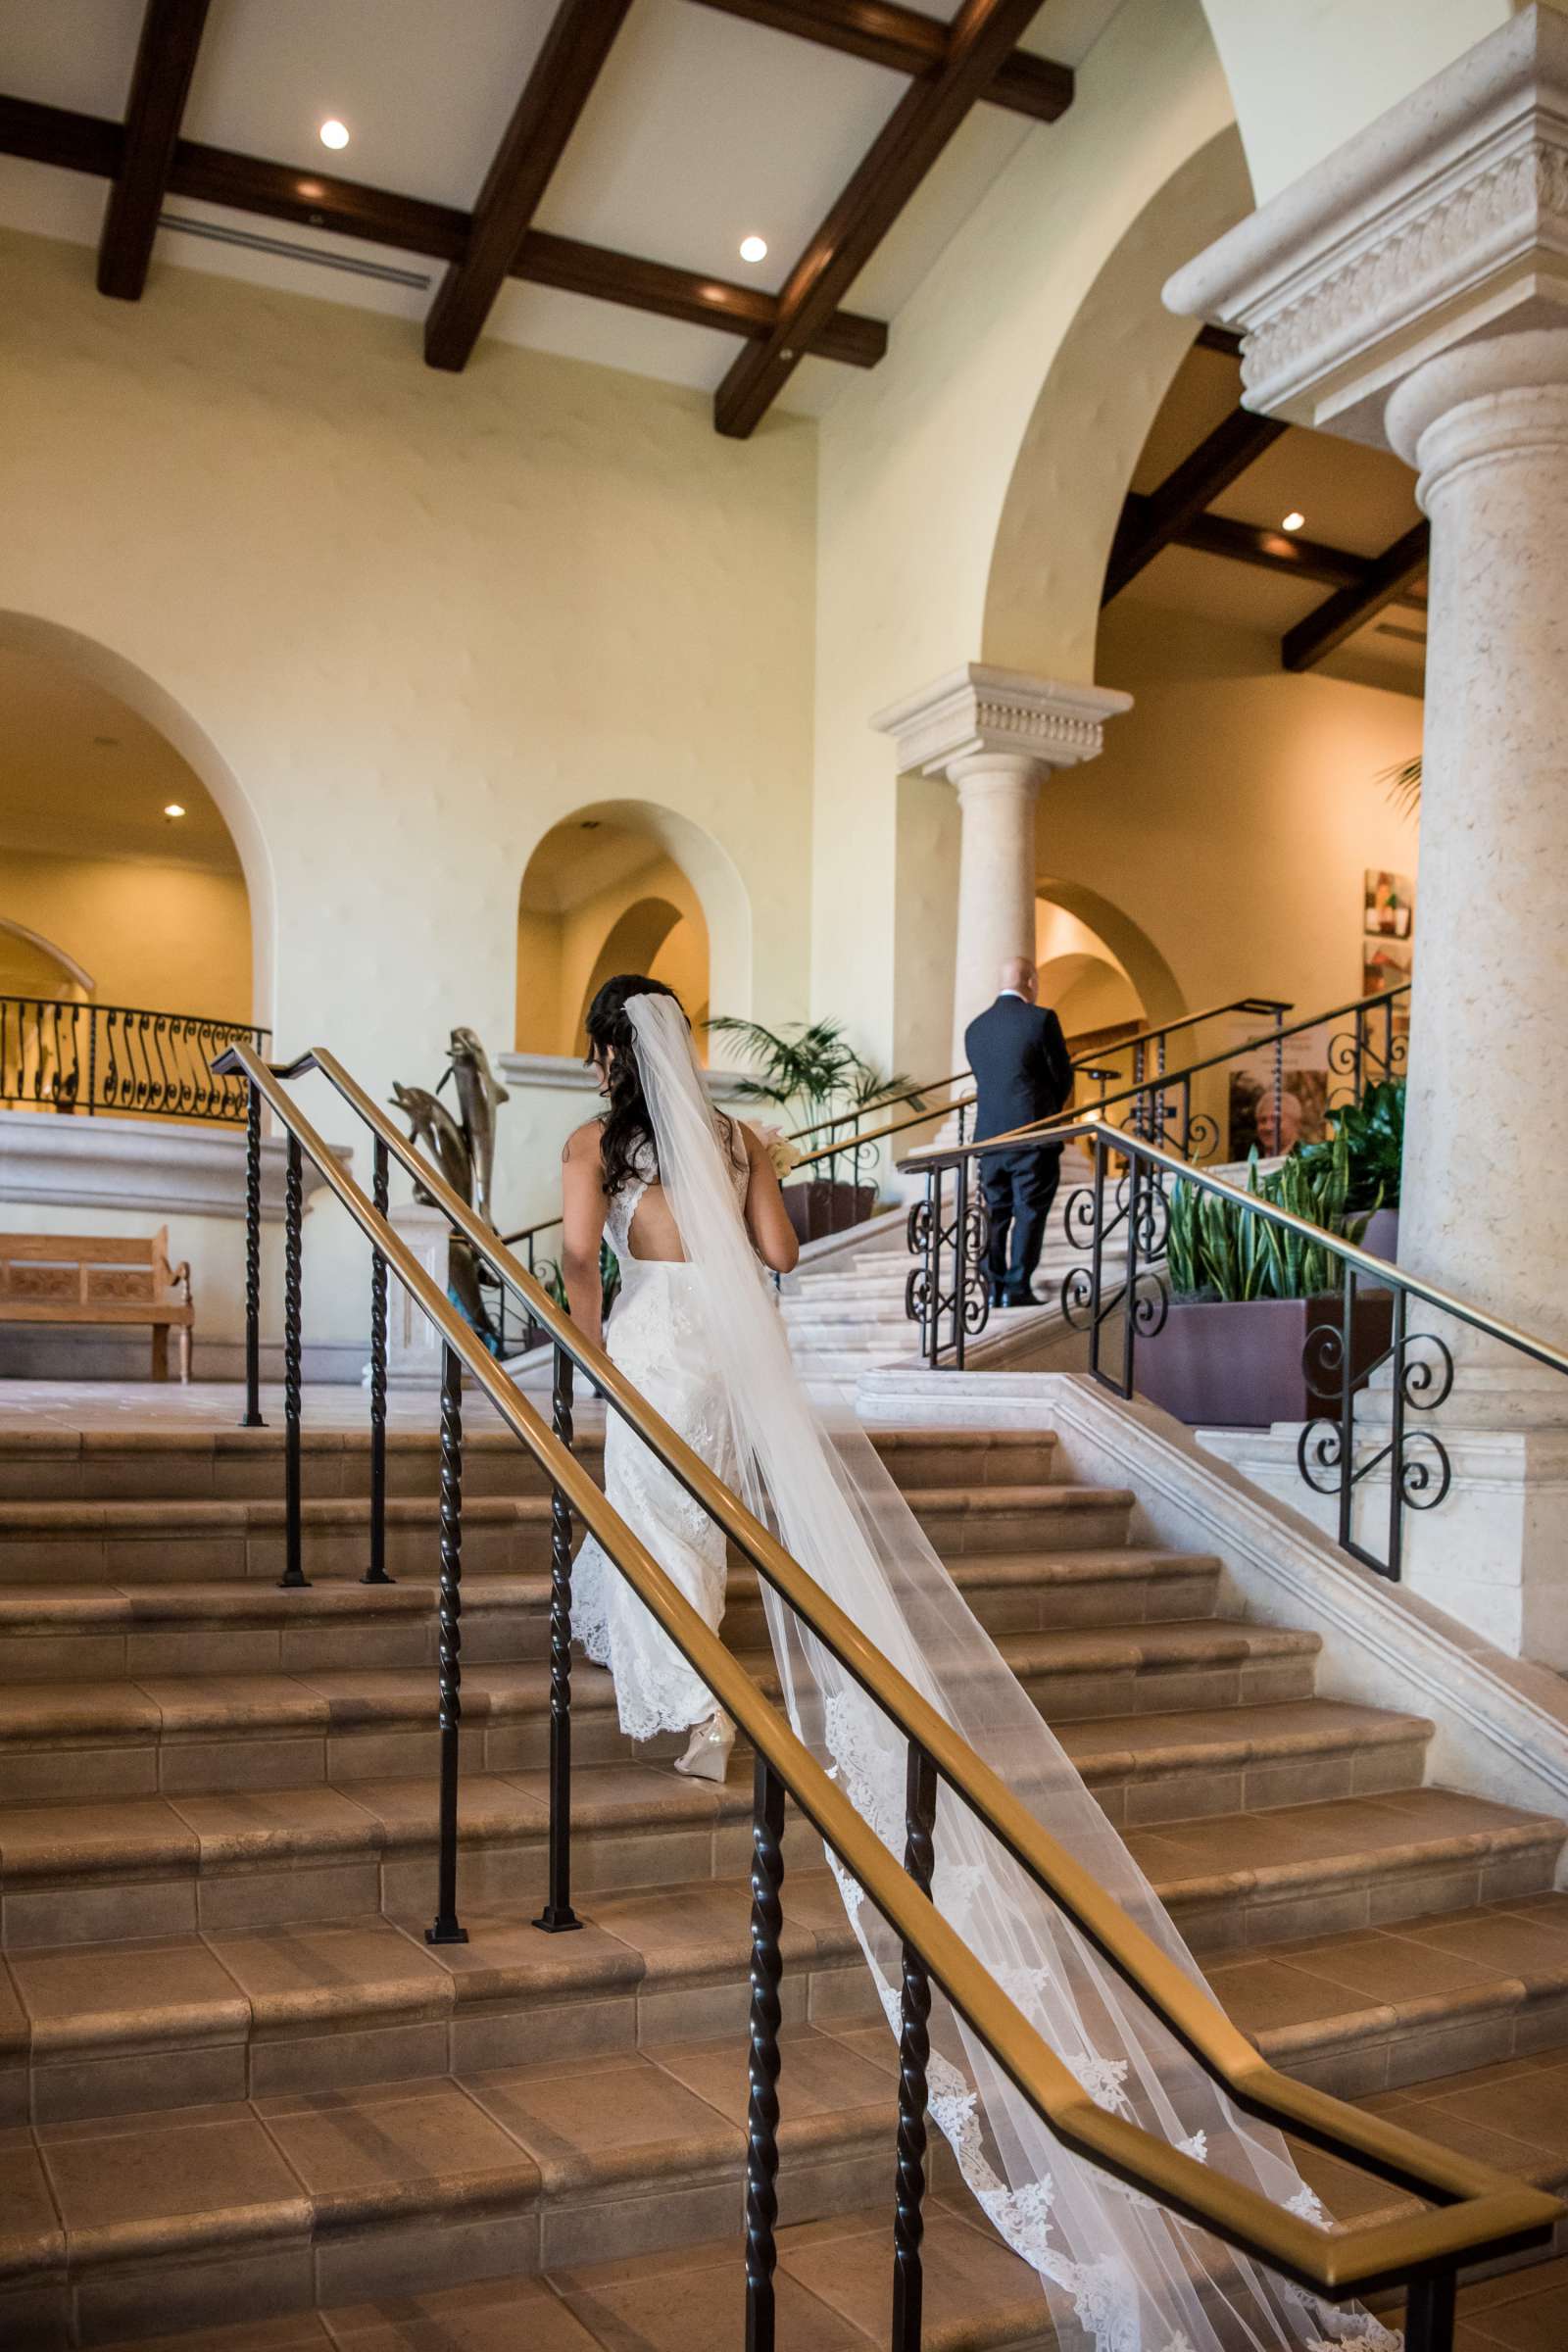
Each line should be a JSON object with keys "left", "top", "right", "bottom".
{"left": 318, "top": 119, "right": 350, "bottom": 151}
{"left": 164, "top": 803, "right": 186, "bottom": 818}
{"left": 739, "top": 234, "right": 767, "bottom": 265}
{"left": 1281, "top": 510, "right": 1305, "bottom": 532}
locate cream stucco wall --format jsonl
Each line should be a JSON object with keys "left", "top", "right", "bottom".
{"left": 812, "top": 0, "right": 1245, "bottom": 1083}
{"left": 2, "top": 227, "right": 816, "bottom": 1339}
{"left": 0, "top": 848, "right": 253, "bottom": 1022}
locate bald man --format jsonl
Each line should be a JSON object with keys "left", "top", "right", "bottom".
{"left": 963, "top": 957, "right": 1074, "bottom": 1308}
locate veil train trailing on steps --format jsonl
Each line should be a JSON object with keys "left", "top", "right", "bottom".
{"left": 623, "top": 992, "right": 1397, "bottom": 2352}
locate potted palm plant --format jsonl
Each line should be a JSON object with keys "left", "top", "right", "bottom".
{"left": 1135, "top": 1138, "right": 1394, "bottom": 1428}
{"left": 705, "top": 1015, "right": 918, "bottom": 1241}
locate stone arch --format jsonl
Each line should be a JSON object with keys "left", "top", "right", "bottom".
{"left": 515, "top": 798, "right": 747, "bottom": 1056}
{"left": 981, "top": 126, "right": 1252, "bottom": 682}
{"left": 1036, "top": 879, "right": 1186, "bottom": 1028}
{"left": 0, "top": 611, "right": 276, "bottom": 1026}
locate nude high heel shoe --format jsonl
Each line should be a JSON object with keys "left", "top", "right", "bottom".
{"left": 673, "top": 1709, "right": 735, "bottom": 1784}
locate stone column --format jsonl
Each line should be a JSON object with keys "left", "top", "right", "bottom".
{"left": 1165, "top": 5, "right": 1568, "bottom": 1658}
{"left": 871, "top": 665, "right": 1131, "bottom": 1071}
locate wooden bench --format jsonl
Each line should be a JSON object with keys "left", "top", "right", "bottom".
{"left": 0, "top": 1229, "right": 194, "bottom": 1381}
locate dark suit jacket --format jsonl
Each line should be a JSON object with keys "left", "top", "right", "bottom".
{"left": 963, "top": 995, "right": 1074, "bottom": 1150}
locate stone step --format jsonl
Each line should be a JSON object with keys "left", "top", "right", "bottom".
{"left": 12, "top": 1989, "right": 1568, "bottom": 2344}
{"left": 0, "top": 1476, "right": 1129, "bottom": 1587}
{"left": 0, "top": 1423, "right": 1056, "bottom": 1507}
{"left": 0, "top": 1622, "right": 1327, "bottom": 1801}
{"left": 0, "top": 1708, "right": 1438, "bottom": 2128}
{"left": 2, "top": 1773, "right": 1554, "bottom": 1962}
{"left": 0, "top": 1535, "right": 1215, "bottom": 1683}
{"left": 79, "top": 2207, "right": 1568, "bottom": 2352}
{"left": 906, "top": 1484, "right": 1136, "bottom": 1555}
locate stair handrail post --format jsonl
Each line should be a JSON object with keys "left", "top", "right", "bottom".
{"left": 426, "top": 1336, "right": 468, "bottom": 1945}
{"left": 744, "top": 1753, "right": 787, "bottom": 2352}
{"left": 362, "top": 1135, "right": 394, "bottom": 1586}
{"left": 277, "top": 1131, "right": 309, "bottom": 1586}
{"left": 534, "top": 1340, "right": 583, "bottom": 1933}
{"left": 891, "top": 1739, "right": 939, "bottom": 2352}
{"left": 240, "top": 1078, "right": 266, "bottom": 1428}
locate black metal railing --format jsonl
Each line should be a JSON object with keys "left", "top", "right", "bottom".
{"left": 894, "top": 982, "right": 1410, "bottom": 1368}
{"left": 0, "top": 995, "right": 269, "bottom": 1122}
{"left": 909, "top": 1114, "right": 1568, "bottom": 1586}
{"left": 212, "top": 1036, "right": 1559, "bottom": 2352}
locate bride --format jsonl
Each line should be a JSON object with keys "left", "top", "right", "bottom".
{"left": 559, "top": 974, "right": 1396, "bottom": 2352}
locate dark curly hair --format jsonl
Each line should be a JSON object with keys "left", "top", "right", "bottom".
{"left": 583, "top": 973, "right": 697, "bottom": 1198}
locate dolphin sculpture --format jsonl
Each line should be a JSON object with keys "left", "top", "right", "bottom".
{"left": 390, "top": 1082, "right": 472, "bottom": 1210}
{"left": 440, "top": 1026, "right": 510, "bottom": 1230}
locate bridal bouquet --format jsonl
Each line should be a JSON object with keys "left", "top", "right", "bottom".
{"left": 750, "top": 1122, "right": 803, "bottom": 1181}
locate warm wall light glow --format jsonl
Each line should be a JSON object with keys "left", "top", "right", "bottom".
{"left": 164, "top": 804, "right": 186, "bottom": 818}
{"left": 319, "top": 119, "right": 350, "bottom": 150}
{"left": 739, "top": 234, "right": 767, "bottom": 264}
{"left": 1281, "top": 511, "right": 1305, "bottom": 532}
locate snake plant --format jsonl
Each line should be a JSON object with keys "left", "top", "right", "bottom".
{"left": 1166, "top": 1135, "right": 1370, "bottom": 1303}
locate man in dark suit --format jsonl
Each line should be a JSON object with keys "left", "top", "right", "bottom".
{"left": 964, "top": 957, "right": 1074, "bottom": 1307}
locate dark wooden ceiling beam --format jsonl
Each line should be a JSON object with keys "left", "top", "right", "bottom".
{"left": 514, "top": 229, "right": 887, "bottom": 366}
{"left": 0, "top": 96, "right": 886, "bottom": 369}
{"left": 424, "top": 0, "right": 636, "bottom": 372}
{"left": 1102, "top": 406, "right": 1288, "bottom": 602}
{"left": 714, "top": 0, "right": 1053, "bottom": 438}
{"left": 684, "top": 0, "right": 1072, "bottom": 121}
{"left": 1163, "top": 508, "right": 1371, "bottom": 592}
{"left": 1282, "top": 519, "right": 1432, "bottom": 672}
{"left": 98, "top": 0, "right": 211, "bottom": 299}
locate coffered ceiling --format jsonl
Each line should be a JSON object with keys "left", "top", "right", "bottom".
{"left": 0, "top": 0, "right": 1119, "bottom": 424}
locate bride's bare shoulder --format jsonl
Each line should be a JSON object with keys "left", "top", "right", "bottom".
{"left": 562, "top": 1118, "right": 604, "bottom": 1167}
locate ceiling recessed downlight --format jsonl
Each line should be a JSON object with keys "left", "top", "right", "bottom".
{"left": 164, "top": 803, "right": 186, "bottom": 818}
{"left": 318, "top": 119, "right": 350, "bottom": 151}
{"left": 739, "top": 234, "right": 767, "bottom": 265}
{"left": 1281, "top": 511, "right": 1305, "bottom": 532}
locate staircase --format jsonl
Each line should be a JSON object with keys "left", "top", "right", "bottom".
{"left": 0, "top": 1404, "right": 1566, "bottom": 2346}
{"left": 782, "top": 1146, "right": 1104, "bottom": 1379}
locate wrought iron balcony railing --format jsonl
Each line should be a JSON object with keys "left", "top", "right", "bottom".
{"left": 0, "top": 994, "right": 269, "bottom": 1124}
{"left": 212, "top": 1034, "right": 1561, "bottom": 2352}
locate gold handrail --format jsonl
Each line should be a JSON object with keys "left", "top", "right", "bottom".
{"left": 225, "top": 1038, "right": 1562, "bottom": 2305}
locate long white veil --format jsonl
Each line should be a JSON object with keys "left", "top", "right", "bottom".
{"left": 625, "top": 993, "right": 1398, "bottom": 2352}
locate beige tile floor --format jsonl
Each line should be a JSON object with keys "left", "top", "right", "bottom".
{"left": 0, "top": 1381, "right": 533, "bottom": 1433}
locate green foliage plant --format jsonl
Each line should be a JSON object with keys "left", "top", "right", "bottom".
{"left": 704, "top": 1015, "right": 919, "bottom": 1136}
{"left": 1165, "top": 1134, "right": 1371, "bottom": 1304}
{"left": 1295, "top": 1078, "right": 1403, "bottom": 1215}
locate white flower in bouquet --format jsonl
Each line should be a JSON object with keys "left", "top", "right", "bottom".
{"left": 751, "top": 1123, "right": 804, "bottom": 1181}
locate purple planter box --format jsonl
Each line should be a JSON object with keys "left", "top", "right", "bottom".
{"left": 1134, "top": 1292, "right": 1395, "bottom": 1430}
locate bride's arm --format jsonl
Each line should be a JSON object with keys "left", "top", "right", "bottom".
{"left": 740, "top": 1122, "right": 800, "bottom": 1275}
{"left": 560, "top": 1121, "right": 611, "bottom": 1348}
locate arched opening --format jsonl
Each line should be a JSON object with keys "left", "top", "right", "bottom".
{"left": 1034, "top": 899, "right": 1148, "bottom": 1052}
{"left": 515, "top": 800, "right": 745, "bottom": 1058}
{"left": 0, "top": 614, "right": 273, "bottom": 1029}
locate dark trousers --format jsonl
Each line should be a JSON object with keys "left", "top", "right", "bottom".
{"left": 981, "top": 1148, "right": 1061, "bottom": 1303}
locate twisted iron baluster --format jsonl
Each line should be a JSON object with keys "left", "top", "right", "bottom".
{"left": 240, "top": 1084, "right": 266, "bottom": 1428}
{"left": 362, "top": 1138, "right": 393, "bottom": 1584}
{"left": 427, "top": 1340, "right": 468, "bottom": 1944}
{"left": 745, "top": 1756, "right": 786, "bottom": 2352}
{"left": 1403, "top": 2271, "right": 1456, "bottom": 2352}
{"left": 892, "top": 1741, "right": 938, "bottom": 2352}
{"left": 277, "top": 1133, "right": 309, "bottom": 1585}
{"left": 535, "top": 1343, "right": 582, "bottom": 1933}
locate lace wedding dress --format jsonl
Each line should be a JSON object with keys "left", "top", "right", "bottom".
{"left": 574, "top": 995, "right": 1399, "bottom": 2352}
{"left": 572, "top": 1127, "right": 750, "bottom": 1740}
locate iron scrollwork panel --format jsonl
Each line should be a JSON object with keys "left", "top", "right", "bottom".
{"left": 1297, "top": 1303, "right": 1453, "bottom": 1582}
